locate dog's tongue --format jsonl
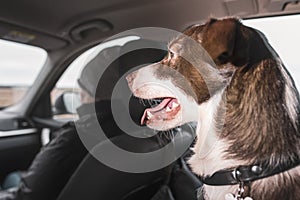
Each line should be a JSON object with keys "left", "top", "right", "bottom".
{"left": 141, "top": 98, "right": 179, "bottom": 125}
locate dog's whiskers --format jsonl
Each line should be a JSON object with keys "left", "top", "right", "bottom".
{"left": 158, "top": 128, "right": 176, "bottom": 140}
{"left": 138, "top": 98, "right": 147, "bottom": 106}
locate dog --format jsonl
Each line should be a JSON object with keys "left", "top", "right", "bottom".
{"left": 126, "top": 18, "right": 300, "bottom": 199}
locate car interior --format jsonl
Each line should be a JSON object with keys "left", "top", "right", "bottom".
{"left": 0, "top": 0, "right": 300, "bottom": 199}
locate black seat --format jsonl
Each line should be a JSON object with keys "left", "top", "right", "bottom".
{"left": 57, "top": 125, "right": 198, "bottom": 200}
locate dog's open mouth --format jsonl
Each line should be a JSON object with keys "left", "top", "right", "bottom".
{"left": 140, "top": 97, "right": 181, "bottom": 125}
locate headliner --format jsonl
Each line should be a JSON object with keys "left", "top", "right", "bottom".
{"left": 0, "top": 0, "right": 299, "bottom": 50}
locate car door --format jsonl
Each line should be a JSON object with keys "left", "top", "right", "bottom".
{"left": 0, "top": 39, "right": 47, "bottom": 182}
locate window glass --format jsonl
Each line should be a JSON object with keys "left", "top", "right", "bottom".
{"left": 0, "top": 39, "right": 47, "bottom": 108}
{"left": 244, "top": 14, "right": 300, "bottom": 89}
{"left": 51, "top": 36, "right": 140, "bottom": 120}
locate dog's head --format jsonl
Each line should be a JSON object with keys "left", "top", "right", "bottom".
{"left": 127, "top": 18, "right": 275, "bottom": 131}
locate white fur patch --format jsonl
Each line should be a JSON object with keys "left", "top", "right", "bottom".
{"left": 188, "top": 91, "right": 247, "bottom": 199}
{"left": 188, "top": 91, "right": 246, "bottom": 173}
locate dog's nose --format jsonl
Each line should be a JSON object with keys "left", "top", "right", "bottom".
{"left": 126, "top": 71, "right": 138, "bottom": 89}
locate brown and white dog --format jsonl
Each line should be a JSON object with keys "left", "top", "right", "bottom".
{"left": 126, "top": 18, "right": 300, "bottom": 199}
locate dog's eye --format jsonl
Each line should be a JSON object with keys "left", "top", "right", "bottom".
{"left": 217, "top": 52, "right": 230, "bottom": 63}
{"left": 169, "top": 51, "right": 175, "bottom": 59}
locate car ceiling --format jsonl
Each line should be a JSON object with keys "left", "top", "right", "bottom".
{"left": 0, "top": 0, "right": 299, "bottom": 50}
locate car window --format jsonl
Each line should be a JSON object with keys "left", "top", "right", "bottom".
{"left": 51, "top": 36, "right": 140, "bottom": 120}
{"left": 0, "top": 39, "right": 47, "bottom": 108}
{"left": 244, "top": 14, "right": 300, "bottom": 89}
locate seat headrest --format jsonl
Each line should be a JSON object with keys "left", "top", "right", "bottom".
{"left": 119, "top": 39, "right": 167, "bottom": 75}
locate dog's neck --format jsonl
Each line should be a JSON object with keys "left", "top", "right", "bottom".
{"left": 195, "top": 91, "right": 223, "bottom": 158}
{"left": 189, "top": 60, "right": 300, "bottom": 199}
{"left": 220, "top": 59, "right": 300, "bottom": 163}
{"left": 189, "top": 90, "right": 245, "bottom": 176}
{"left": 189, "top": 58, "right": 300, "bottom": 199}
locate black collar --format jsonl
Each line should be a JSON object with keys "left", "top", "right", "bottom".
{"left": 201, "top": 158, "right": 300, "bottom": 186}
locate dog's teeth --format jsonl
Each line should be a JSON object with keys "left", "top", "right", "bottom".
{"left": 166, "top": 107, "right": 172, "bottom": 112}
{"left": 172, "top": 102, "right": 179, "bottom": 108}
{"left": 146, "top": 111, "right": 153, "bottom": 119}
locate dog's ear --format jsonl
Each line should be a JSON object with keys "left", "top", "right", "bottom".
{"left": 201, "top": 18, "right": 248, "bottom": 67}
